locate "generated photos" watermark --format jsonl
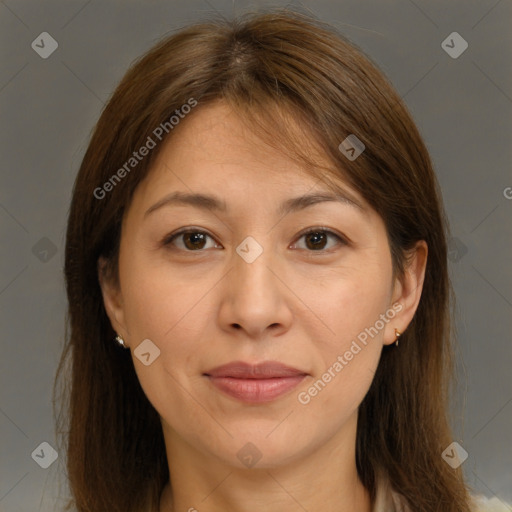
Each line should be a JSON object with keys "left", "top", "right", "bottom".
{"left": 297, "top": 302, "right": 403, "bottom": 405}
{"left": 93, "top": 97, "right": 198, "bottom": 200}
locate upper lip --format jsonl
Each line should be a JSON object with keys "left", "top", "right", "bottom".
{"left": 204, "top": 361, "right": 308, "bottom": 379}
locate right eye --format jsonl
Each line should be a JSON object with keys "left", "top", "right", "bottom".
{"left": 162, "top": 229, "right": 222, "bottom": 251}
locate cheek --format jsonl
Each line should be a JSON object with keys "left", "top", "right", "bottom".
{"left": 118, "top": 255, "right": 225, "bottom": 396}
{"left": 120, "top": 249, "right": 209, "bottom": 340}
{"left": 119, "top": 260, "right": 214, "bottom": 421}
{"left": 311, "top": 262, "right": 391, "bottom": 349}
{"left": 298, "top": 263, "right": 390, "bottom": 408}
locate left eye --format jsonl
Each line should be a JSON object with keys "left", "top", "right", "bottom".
{"left": 293, "top": 229, "right": 345, "bottom": 251}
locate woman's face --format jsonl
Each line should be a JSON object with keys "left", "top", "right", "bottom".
{"left": 100, "top": 101, "right": 425, "bottom": 470}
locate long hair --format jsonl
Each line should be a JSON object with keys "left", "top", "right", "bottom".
{"left": 54, "top": 8, "right": 472, "bottom": 511}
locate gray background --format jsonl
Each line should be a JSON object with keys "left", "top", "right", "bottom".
{"left": 0, "top": 0, "right": 511, "bottom": 510}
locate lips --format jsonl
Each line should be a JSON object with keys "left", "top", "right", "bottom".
{"left": 204, "top": 361, "right": 308, "bottom": 403}
{"left": 205, "top": 361, "right": 307, "bottom": 379}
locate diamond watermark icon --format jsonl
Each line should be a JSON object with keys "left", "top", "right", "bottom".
{"left": 441, "top": 441, "right": 468, "bottom": 469}
{"left": 338, "top": 134, "right": 365, "bottom": 161}
{"left": 31, "top": 441, "right": 58, "bottom": 469}
{"left": 441, "top": 32, "right": 468, "bottom": 59}
{"left": 31, "top": 32, "right": 59, "bottom": 59}
{"left": 134, "top": 338, "right": 161, "bottom": 366}
{"left": 32, "top": 237, "right": 58, "bottom": 263}
{"left": 447, "top": 237, "right": 468, "bottom": 263}
{"left": 236, "top": 236, "right": 263, "bottom": 263}
{"left": 236, "top": 442, "right": 263, "bottom": 468}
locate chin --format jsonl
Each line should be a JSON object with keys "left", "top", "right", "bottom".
{"left": 221, "top": 430, "right": 313, "bottom": 470}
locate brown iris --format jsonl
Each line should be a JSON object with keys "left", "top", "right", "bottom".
{"left": 183, "top": 232, "right": 207, "bottom": 250}
{"left": 304, "top": 231, "right": 328, "bottom": 250}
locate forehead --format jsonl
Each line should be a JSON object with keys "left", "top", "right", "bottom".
{"left": 156, "top": 101, "right": 312, "bottom": 181}
{"left": 137, "top": 101, "right": 366, "bottom": 208}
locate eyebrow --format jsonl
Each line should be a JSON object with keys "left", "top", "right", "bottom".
{"left": 143, "top": 189, "right": 365, "bottom": 219}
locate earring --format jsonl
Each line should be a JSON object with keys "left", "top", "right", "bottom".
{"left": 394, "top": 328, "right": 402, "bottom": 347}
{"left": 115, "top": 334, "right": 128, "bottom": 348}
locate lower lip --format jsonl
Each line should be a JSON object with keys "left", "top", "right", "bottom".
{"left": 206, "top": 375, "right": 306, "bottom": 403}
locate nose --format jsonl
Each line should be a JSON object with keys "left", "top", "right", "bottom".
{"left": 217, "top": 241, "right": 293, "bottom": 339}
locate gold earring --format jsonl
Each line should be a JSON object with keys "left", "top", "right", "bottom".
{"left": 394, "top": 328, "right": 402, "bottom": 347}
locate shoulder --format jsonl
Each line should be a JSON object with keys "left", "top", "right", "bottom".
{"left": 387, "top": 491, "right": 512, "bottom": 512}
{"left": 375, "top": 474, "right": 511, "bottom": 512}
{"left": 386, "top": 491, "right": 511, "bottom": 512}
{"left": 470, "top": 495, "right": 512, "bottom": 512}
{"left": 373, "top": 475, "right": 409, "bottom": 511}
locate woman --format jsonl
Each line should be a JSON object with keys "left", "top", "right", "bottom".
{"left": 54, "top": 8, "right": 505, "bottom": 512}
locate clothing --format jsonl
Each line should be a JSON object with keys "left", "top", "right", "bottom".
{"left": 374, "top": 476, "right": 511, "bottom": 512}
{"left": 373, "top": 475, "right": 410, "bottom": 511}
{"left": 471, "top": 495, "right": 512, "bottom": 512}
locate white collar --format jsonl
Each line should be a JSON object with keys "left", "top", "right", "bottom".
{"left": 372, "top": 475, "right": 511, "bottom": 512}
{"left": 373, "top": 474, "right": 410, "bottom": 512}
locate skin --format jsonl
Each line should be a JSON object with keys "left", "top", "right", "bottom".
{"left": 99, "top": 101, "right": 427, "bottom": 512}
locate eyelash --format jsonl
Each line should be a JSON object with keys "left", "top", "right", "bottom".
{"left": 162, "top": 227, "right": 348, "bottom": 253}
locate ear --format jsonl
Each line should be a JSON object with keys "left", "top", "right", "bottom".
{"left": 383, "top": 240, "right": 428, "bottom": 346}
{"left": 97, "top": 256, "right": 128, "bottom": 343}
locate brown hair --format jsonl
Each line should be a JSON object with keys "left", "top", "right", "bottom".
{"left": 54, "top": 8, "right": 472, "bottom": 511}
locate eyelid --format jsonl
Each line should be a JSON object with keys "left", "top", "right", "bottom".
{"left": 162, "top": 227, "right": 221, "bottom": 248}
{"left": 291, "top": 226, "right": 348, "bottom": 250}
{"left": 162, "top": 226, "right": 349, "bottom": 251}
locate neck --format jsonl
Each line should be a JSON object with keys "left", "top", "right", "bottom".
{"left": 159, "top": 413, "right": 372, "bottom": 512}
